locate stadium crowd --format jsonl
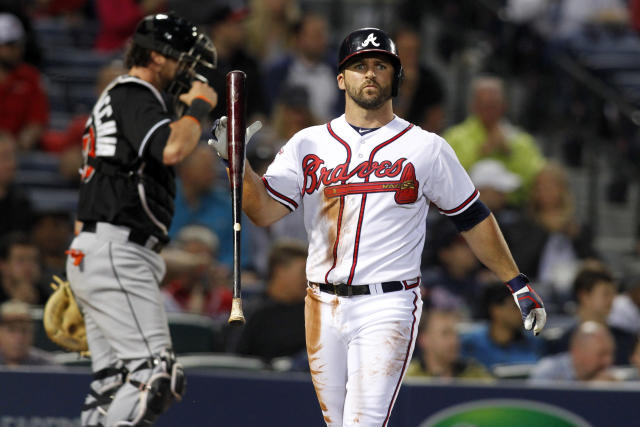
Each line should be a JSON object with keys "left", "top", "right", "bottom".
{"left": 0, "top": 0, "right": 639, "bottom": 385}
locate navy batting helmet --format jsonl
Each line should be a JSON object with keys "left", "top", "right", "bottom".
{"left": 338, "top": 27, "right": 403, "bottom": 97}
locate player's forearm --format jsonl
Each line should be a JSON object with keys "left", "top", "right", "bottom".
{"left": 241, "top": 160, "right": 289, "bottom": 227}
{"left": 163, "top": 118, "right": 202, "bottom": 165}
{"left": 461, "top": 214, "right": 520, "bottom": 281}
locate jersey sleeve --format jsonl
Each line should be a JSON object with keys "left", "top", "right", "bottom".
{"left": 115, "top": 85, "right": 172, "bottom": 163}
{"left": 261, "top": 138, "right": 302, "bottom": 211}
{"left": 424, "top": 136, "right": 478, "bottom": 216}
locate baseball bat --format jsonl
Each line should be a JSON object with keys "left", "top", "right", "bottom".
{"left": 226, "top": 70, "right": 246, "bottom": 325}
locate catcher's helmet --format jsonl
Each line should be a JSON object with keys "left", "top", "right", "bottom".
{"left": 338, "top": 27, "right": 403, "bottom": 97}
{"left": 133, "top": 12, "right": 217, "bottom": 114}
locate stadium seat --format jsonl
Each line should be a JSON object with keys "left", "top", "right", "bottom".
{"left": 168, "top": 312, "right": 225, "bottom": 354}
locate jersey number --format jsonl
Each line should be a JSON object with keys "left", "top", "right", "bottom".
{"left": 81, "top": 124, "right": 96, "bottom": 183}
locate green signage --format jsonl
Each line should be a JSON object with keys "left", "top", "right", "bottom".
{"left": 420, "top": 399, "right": 592, "bottom": 427}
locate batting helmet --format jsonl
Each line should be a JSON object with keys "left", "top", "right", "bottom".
{"left": 133, "top": 12, "right": 216, "bottom": 113}
{"left": 338, "top": 27, "right": 403, "bottom": 97}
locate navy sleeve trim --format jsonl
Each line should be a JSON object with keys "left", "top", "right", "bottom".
{"left": 449, "top": 199, "right": 491, "bottom": 232}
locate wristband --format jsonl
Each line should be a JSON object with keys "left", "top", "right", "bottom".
{"left": 184, "top": 97, "right": 213, "bottom": 125}
{"left": 505, "top": 273, "right": 529, "bottom": 293}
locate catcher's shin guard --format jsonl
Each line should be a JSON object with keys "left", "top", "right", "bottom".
{"left": 82, "top": 364, "right": 127, "bottom": 427}
{"left": 107, "top": 350, "right": 185, "bottom": 426}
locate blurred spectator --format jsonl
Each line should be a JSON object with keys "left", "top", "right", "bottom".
{"left": 267, "top": 84, "right": 317, "bottom": 149}
{"left": 30, "top": 209, "right": 74, "bottom": 279}
{"left": 0, "top": 299, "right": 55, "bottom": 367}
{"left": 41, "top": 60, "right": 127, "bottom": 155}
{"left": 247, "top": 85, "right": 316, "bottom": 166}
{"left": 264, "top": 12, "right": 340, "bottom": 122}
{"left": 236, "top": 239, "right": 307, "bottom": 361}
{"left": 392, "top": 26, "right": 446, "bottom": 134}
{"left": 460, "top": 283, "right": 544, "bottom": 371}
{"left": 94, "top": 0, "right": 166, "bottom": 52}
{"left": 529, "top": 321, "right": 616, "bottom": 382}
{"left": 507, "top": 163, "right": 598, "bottom": 303}
{"left": 553, "top": 0, "right": 629, "bottom": 39}
{"left": 406, "top": 308, "right": 492, "bottom": 380}
{"left": 245, "top": 0, "right": 300, "bottom": 65}
{"left": 0, "top": 132, "right": 34, "bottom": 237}
{"left": 443, "top": 75, "right": 545, "bottom": 204}
{"left": 0, "top": 3, "right": 42, "bottom": 67}
{"left": 165, "top": 0, "right": 217, "bottom": 25}
{"left": 0, "top": 232, "right": 45, "bottom": 305}
{"left": 548, "top": 267, "right": 637, "bottom": 365}
{"left": 246, "top": 85, "right": 311, "bottom": 277}
{"left": 469, "top": 159, "right": 523, "bottom": 229}
{"left": 0, "top": 13, "right": 49, "bottom": 151}
{"left": 421, "top": 221, "right": 492, "bottom": 319}
{"left": 203, "top": 5, "right": 266, "bottom": 123}
{"left": 630, "top": 339, "right": 640, "bottom": 379}
{"left": 608, "top": 274, "right": 640, "bottom": 336}
{"left": 169, "top": 143, "right": 251, "bottom": 271}
{"left": 31, "top": 0, "right": 88, "bottom": 18}
{"left": 161, "top": 225, "right": 231, "bottom": 319}
{"left": 632, "top": 0, "right": 640, "bottom": 33}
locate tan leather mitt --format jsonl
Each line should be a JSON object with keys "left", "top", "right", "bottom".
{"left": 43, "top": 275, "right": 88, "bottom": 353}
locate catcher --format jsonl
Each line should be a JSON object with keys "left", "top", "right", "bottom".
{"left": 62, "top": 12, "right": 217, "bottom": 426}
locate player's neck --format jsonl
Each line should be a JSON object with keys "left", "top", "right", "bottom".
{"left": 128, "top": 66, "right": 163, "bottom": 90}
{"left": 344, "top": 100, "right": 394, "bottom": 128}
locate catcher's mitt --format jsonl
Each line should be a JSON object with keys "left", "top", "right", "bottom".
{"left": 43, "top": 275, "right": 88, "bottom": 353}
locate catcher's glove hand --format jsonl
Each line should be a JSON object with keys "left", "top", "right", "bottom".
{"left": 43, "top": 275, "right": 88, "bottom": 353}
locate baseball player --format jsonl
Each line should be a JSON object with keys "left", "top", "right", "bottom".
{"left": 210, "top": 28, "right": 546, "bottom": 426}
{"left": 65, "top": 13, "right": 217, "bottom": 426}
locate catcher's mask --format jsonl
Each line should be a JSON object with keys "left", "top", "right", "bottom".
{"left": 133, "top": 12, "right": 217, "bottom": 115}
{"left": 337, "top": 27, "right": 403, "bottom": 97}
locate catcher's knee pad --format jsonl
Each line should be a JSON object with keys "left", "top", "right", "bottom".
{"left": 115, "top": 349, "right": 185, "bottom": 426}
{"left": 82, "top": 364, "right": 127, "bottom": 426}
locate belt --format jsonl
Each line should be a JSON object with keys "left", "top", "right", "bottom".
{"left": 310, "top": 281, "right": 404, "bottom": 297}
{"left": 82, "top": 221, "right": 164, "bottom": 254}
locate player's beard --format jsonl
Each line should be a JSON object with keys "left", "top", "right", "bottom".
{"left": 345, "top": 79, "right": 392, "bottom": 110}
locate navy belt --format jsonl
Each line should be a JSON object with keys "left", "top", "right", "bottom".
{"left": 311, "top": 281, "right": 404, "bottom": 297}
{"left": 82, "top": 221, "right": 164, "bottom": 254}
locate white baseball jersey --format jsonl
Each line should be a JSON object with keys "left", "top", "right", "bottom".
{"left": 263, "top": 114, "right": 478, "bottom": 285}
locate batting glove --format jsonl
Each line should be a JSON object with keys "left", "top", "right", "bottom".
{"left": 506, "top": 273, "right": 547, "bottom": 336}
{"left": 207, "top": 116, "right": 263, "bottom": 161}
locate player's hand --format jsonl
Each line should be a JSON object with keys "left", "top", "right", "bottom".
{"left": 207, "top": 116, "right": 262, "bottom": 160}
{"left": 179, "top": 80, "right": 217, "bottom": 109}
{"left": 506, "top": 273, "right": 547, "bottom": 336}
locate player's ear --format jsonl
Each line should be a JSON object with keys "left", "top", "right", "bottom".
{"left": 150, "top": 51, "right": 165, "bottom": 66}
{"left": 337, "top": 72, "right": 345, "bottom": 90}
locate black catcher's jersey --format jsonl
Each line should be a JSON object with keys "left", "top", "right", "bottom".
{"left": 77, "top": 75, "right": 176, "bottom": 243}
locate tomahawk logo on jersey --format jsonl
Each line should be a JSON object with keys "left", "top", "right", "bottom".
{"left": 263, "top": 114, "right": 478, "bottom": 287}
